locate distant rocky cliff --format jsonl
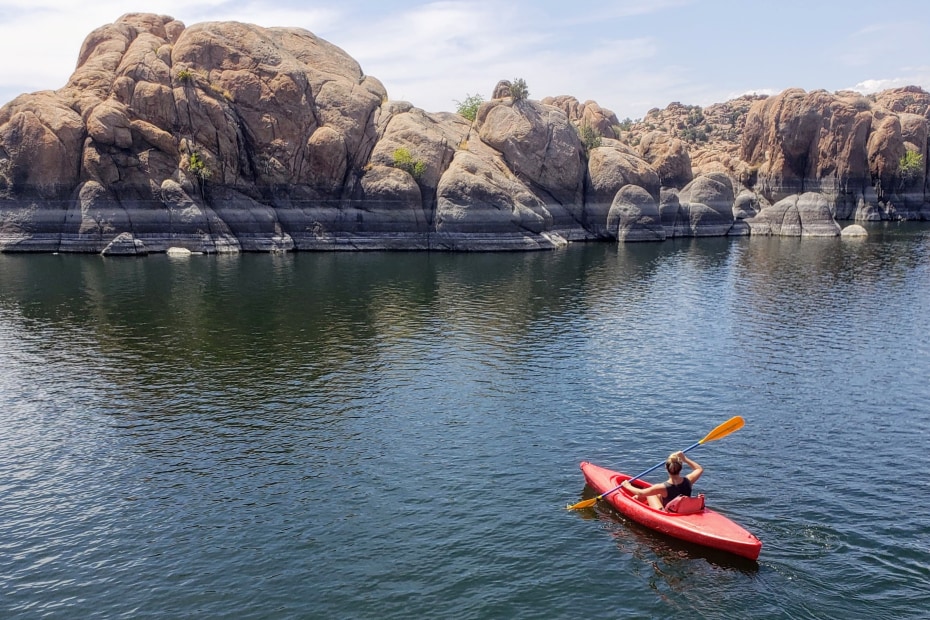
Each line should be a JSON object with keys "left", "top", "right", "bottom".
{"left": 1, "top": 13, "right": 928, "bottom": 254}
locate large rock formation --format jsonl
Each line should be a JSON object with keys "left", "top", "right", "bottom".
{"left": 0, "top": 14, "right": 660, "bottom": 252}
{"left": 1, "top": 15, "right": 393, "bottom": 252}
{"left": 739, "top": 87, "right": 930, "bottom": 222}
{"left": 1, "top": 13, "right": 929, "bottom": 253}
{"left": 638, "top": 132, "right": 693, "bottom": 188}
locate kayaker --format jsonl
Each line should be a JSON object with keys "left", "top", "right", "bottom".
{"left": 621, "top": 451, "right": 703, "bottom": 511}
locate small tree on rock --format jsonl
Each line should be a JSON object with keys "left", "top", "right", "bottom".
{"left": 510, "top": 78, "right": 529, "bottom": 102}
{"left": 455, "top": 93, "right": 484, "bottom": 121}
{"left": 899, "top": 150, "right": 924, "bottom": 185}
{"left": 578, "top": 123, "right": 602, "bottom": 155}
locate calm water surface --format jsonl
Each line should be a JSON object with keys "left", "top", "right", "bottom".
{"left": 1, "top": 225, "right": 929, "bottom": 619}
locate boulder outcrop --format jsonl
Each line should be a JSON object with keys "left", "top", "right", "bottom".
{"left": 585, "top": 141, "right": 661, "bottom": 238}
{"left": 638, "top": 132, "right": 693, "bottom": 189}
{"left": 661, "top": 172, "right": 737, "bottom": 237}
{"left": 746, "top": 192, "right": 842, "bottom": 237}
{"left": 541, "top": 95, "right": 621, "bottom": 140}
{"left": 607, "top": 185, "right": 665, "bottom": 242}
{"left": 739, "top": 88, "right": 930, "bottom": 223}
{"left": 0, "top": 13, "right": 928, "bottom": 253}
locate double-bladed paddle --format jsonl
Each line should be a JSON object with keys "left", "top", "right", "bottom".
{"left": 566, "top": 415, "right": 745, "bottom": 510}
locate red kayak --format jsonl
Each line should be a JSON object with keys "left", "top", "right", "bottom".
{"left": 580, "top": 461, "right": 762, "bottom": 561}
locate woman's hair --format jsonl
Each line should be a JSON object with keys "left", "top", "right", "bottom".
{"left": 665, "top": 454, "right": 683, "bottom": 475}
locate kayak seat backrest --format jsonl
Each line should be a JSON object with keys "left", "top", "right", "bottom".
{"left": 665, "top": 493, "right": 705, "bottom": 514}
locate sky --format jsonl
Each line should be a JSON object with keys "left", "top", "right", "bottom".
{"left": 1, "top": 0, "right": 930, "bottom": 120}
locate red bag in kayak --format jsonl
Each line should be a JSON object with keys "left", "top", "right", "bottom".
{"left": 665, "top": 493, "right": 705, "bottom": 514}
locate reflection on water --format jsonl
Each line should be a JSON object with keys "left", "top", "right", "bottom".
{"left": 585, "top": 503, "right": 761, "bottom": 574}
{"left": 1, "top": 223, "right": 929, "bottom": 618}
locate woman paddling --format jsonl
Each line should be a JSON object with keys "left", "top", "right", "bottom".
{"left": 621, "top": 451, "right": 703, "bottom": 511}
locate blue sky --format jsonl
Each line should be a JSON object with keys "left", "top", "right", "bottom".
{"left": 1, "top": 0, "right": 929, "bottom": 119}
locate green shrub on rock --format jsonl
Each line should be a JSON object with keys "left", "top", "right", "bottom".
{"left": 455, "top": 93, "right": 484, "bottom": 121}
{"left": 510, "top": 78, "right": 529, "bottom": 102}
{"left": 392, "top": 148, "right": 426, "bottom": 179}
{"left": 578, "top": 123, "right": 602, "bottom": 153}
{"left": 188, "top": 152, "right": 210, "bottom": 180}
{"left": 899, "top": 150, "right": 924, "bottom": 183}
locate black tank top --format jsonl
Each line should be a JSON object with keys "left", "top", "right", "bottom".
{"left": 662, "top": 478, "right": 692, "bottom": 506}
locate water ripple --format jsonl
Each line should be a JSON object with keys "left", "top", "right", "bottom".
{"left": 1, "top": 230, "right": 929, "bottom": 618}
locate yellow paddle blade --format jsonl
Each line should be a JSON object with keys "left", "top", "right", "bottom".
{"left": 699, "top": 415, "right": 745, "bottom": 444}
{"left": 566, "top": 497, "right": 598, "bottom": 510}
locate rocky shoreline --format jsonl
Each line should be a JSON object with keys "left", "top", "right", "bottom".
{"left": 1, "top": 13, "right": 928, "bottom": 254}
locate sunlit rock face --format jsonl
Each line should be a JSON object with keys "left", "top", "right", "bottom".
{"left": 1, "top": 15, "right": 928, "bottom": 253}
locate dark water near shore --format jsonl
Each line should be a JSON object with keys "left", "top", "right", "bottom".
{"left": 1, "top": 225, "right": 929, "bottom": 619}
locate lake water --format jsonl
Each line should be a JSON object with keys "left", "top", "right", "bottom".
{"left": 1, "top": 225, "right": 929, "bottom": 619}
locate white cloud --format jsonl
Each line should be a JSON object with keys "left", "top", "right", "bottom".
{"left": 12, "top": 0, "right": 920, "bottom": 120}
{"left": 850, "top": 75, "right": 930, "bottom": 94}
{"left": 852, "top": 79, "right": 912, "bottom": 94}
{"left": 0, "top": 0, "right": 707, "bottom": 116}
{"left": 329, "top": 1, "right": 675, "bottom": 114}
{"left": 327, "top": 3, "right": 540, "bottom": 108}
